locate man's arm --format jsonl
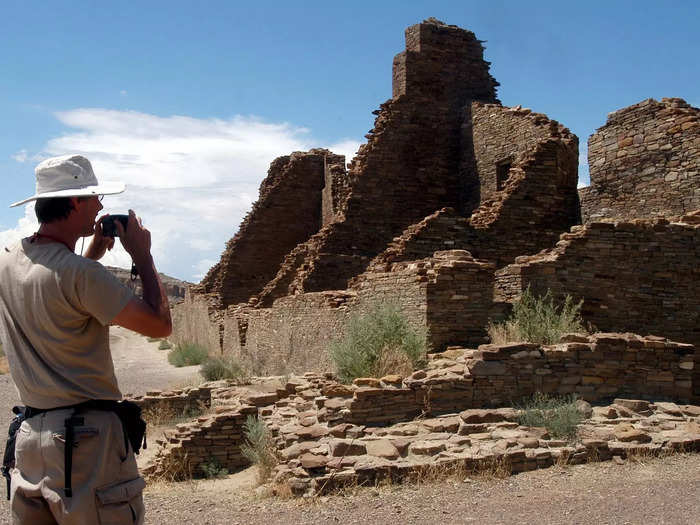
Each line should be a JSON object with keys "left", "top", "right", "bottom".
{"left": 111, "top": 210, "right": 172, "bottom": 337}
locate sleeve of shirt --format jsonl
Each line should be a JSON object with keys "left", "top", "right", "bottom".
{"left": 75, "top": 261, "right": 135, "bottom": 326}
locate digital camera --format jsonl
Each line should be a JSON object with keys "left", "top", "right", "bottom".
{"left": 101, "top": 215, "right": 129, "bottom": 238}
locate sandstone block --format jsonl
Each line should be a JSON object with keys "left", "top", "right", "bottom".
{"left": 329, "top": 439, "right": 367, "bottom": 457}
{"left": 409, "top": 440, "right": 447, "bottom": 456}
{"left": 613, "top": 399, "right": 650, "bottom": 413}
{"left": 300, "top": 453, "right": 328, "bottom": 469}
{"left": 365, "top": 439, "right": 400, "bottom": 459}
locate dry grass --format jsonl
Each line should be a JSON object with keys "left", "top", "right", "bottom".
{"left": 0, "top": 343, "right": 8, "bottom": 374}
{"left": 147, "top": 451, "right": 195, "bottom": 483}
{"left": 374, "top": 344, "right": 416, "bottom": 379}
{"left": 142, "top": 399, "right": 209, "bottom": 428}
{"left": 312, "top": 456, "right": 513, "bottom": 499}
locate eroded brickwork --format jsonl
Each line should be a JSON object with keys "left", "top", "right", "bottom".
{"left": 494, "top": 214, "right": 700, "bottom": 397}
{"left": 580, "top": 98, "right": 700, "bottom": 222}
{"left": 252, "top": 19, "right": 501, "bottom": 305}
{"left": 470, "top": 103, "right": 577, "bottom": 202}
{"left": 198, "top": 149, "right": 337, "bottom": 306}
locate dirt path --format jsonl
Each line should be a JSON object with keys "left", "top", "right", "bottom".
{"left": 108, "top": 327, "right": 200, "bottom": 397}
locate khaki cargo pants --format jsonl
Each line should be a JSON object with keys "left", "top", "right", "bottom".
{"left": 10, "top": 408, "right": 145, "bottom": 524}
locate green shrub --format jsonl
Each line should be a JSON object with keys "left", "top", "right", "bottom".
{"left": 167, "top": 342, "right": 209, "bottom": 367}
{"left": 488, "top": 287, "right": 585, "bottom": 345}
{"left": 199, "top": 457, "right": 229, "bottom": 479}
{"left": 199, "top": 356, "right": 247, "bottom": 382}
{"left": 241, "top": 415, "right": 277, "bottom": 484}
{"left": 329, "top": 303, "right": 428, "bottom": 384}
{"left": 146, "top": 336, "right": 161, "bottom": 343}
{"left": 158, "top": 340, "right": 172, "bottom": 350}
{"left": 516, "top": 392, "right": 582, "bottom": 441}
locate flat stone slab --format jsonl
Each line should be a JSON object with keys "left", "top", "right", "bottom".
{"left": 409, "top": 440, "right": 447, "bottom": 456}
{"left": 364, "top": 439, "right": 400, "bottom": 459}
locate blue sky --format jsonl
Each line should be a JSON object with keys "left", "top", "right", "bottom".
{"left": 1, "top": 1, "right": 698, "bottom": 282}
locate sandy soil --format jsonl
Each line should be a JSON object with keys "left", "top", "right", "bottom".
{"left": 140, "top": 453, "right": 700, "bottom": 525}
{"left": 0, "top": 330, "right": 698, "bottom": 524}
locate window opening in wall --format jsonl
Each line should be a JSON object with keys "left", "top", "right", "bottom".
{"left": 496, "top": 160, "right": 512, "bottom": 191}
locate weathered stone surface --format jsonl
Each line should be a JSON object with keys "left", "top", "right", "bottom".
{"left": 329, "top": 439, "right": 367, "bottom": 457}
{"left": 365, "top": 439, "right": 400, "bottom": 459}
{"left": 581, "top": 98, "right": 700, "bottom": 223}
{"left": 409, "top": 440, "right": 447, "bottom": 456}
{"left": 614, "top": 425, "right": 652, "bottom": 443}
{"left": 614, "top": 399, "right": 651, "bottom": 413}
{"left": 299, "top": 453, "right": 328, "bottom": 469}
{"left": 460, "top": 408, "right": 518, "bottom": 424}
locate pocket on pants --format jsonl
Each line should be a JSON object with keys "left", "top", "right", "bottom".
{"left": 95, "top": 477, "right": 146, "bottom": 525}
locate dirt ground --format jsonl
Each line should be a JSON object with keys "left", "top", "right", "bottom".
{"left": 0, "top": 328, "right": 698, "bottom": 524}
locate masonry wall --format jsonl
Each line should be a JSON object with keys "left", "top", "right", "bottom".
{"left": 580, "top": 98, "right": 700, "bottom": 222}
{"left": 470, "top": 103, "right": 576, "bottom": 203}
{"left": 254, "top": 19, "right": 500, "bottom": 306}
{"left": 198, "top": 150, "right": 333, "bottom": 306}
{"left": 321, "top": 155, "right": 350, "bottom": 227}
{"left": 494, "top": 217, "right": 700, "bottom": 396}
{"left": 222, "top": 293, "right": 353, "bottom": 375}
{"left": 170, "top": 292, "right": 223, "bottom": 354}
{"left": 369, "top": 135, "right": 580, "bottom": 270}
{"left": 344, "top": 334, "right": 696, "bottom": 425}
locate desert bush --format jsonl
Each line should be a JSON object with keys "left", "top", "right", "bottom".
{"left": 488, "top": 287, "right": 585, "bottom": 345}
{"left": 241, "top": 415, "right": 277, "bottom": 484}
{"left": 199, "top": 355, "right": 247, "bottom": 382}
{"left": 516, "top": 392, "right": 582, "bottom": 441}
{"left": 146, "top": 336, "right": 160, "bottom": 343}
{"left": 167, "top": 342, "right": 209, "bottom": 367}
{"left": 158, "top": 340, "right": 172, "bottom": 350}
{"left": 330, "top": 303, "right": 428, "bottom": 383}
{"left": 199, "top": 457, "right": 229, "bottom": 479}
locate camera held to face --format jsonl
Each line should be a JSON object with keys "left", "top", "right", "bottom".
{"left": 101, "top": 215, "right": 129, "bottom": 238}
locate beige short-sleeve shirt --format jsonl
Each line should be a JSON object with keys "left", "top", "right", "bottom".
{"left": 0, "top": 239, "right": 134, "bottom": 409}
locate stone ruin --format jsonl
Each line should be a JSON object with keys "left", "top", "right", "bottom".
{"left": 143, "top": 19, "right": 700, "bottom": 491}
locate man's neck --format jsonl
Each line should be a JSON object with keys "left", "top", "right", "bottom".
{"left": 35, "top": 224, "right": 80, "bottom": 252}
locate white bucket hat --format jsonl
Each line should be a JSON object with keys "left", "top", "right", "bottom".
{"left": 9, "top": 154, "right": 125, "bottom": 208}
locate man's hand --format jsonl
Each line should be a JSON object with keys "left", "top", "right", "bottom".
{"left": 85, "top": 214, "right": 115, "bottom": 261}
{"left": 112, "top": 209, "right": 172, "bottom": 338}
{"left": 115, "top": 210, "right": 152, "bottom": 264}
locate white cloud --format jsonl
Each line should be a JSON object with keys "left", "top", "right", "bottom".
{"left": 1, "top": 109, "right": 363, "bottom": 282}
{"left": 120, "top": 90, "right": 127, "bottom": 96}
{"left": 0, "top": 205, "right": 38, "bottom": 250}
{"left": 11, "top": 149, "right": 28, "bottom": 163}
{"left": 577, "top": 150, "right": 590, "bottom": 188}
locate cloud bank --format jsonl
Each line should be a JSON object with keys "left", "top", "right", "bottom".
{"left": 3, "top": 109, "right": 362, "bottom": 282}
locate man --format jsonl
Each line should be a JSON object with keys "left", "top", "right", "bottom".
{"left": 0, "top": 154, "right": 171, "bottom": 524}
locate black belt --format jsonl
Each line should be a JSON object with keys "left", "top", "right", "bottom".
{"left": 24, "top": 399, "right": 121, "bottom": 419}
{"left": 24, "top": 400, "right": 139, "bottom": 498}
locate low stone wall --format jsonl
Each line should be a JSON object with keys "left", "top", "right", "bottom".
{"left": 143, "top": 405, "right": 258, "bottom": 479}
{"left": 335, "top": 333, "right": 695, "bottom": 426}
{"left": 142, "top": 335, "right": 699, "bottom": 493}
{"left": 494, "top": 215, "right": 700, "bottom": 397}
{"left": 130, "top": 385, "right": 214, "bottom": 414}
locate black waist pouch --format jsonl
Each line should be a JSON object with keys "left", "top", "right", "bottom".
{"left": 2, "top": 406, "right": 26, "bottom": 500}
{"left": 113, "top": 400, "right": 147, "bottom": 455}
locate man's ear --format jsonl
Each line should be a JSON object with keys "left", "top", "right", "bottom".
{"left": 69, "top": 197, "right": 81, "bottom": 214}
